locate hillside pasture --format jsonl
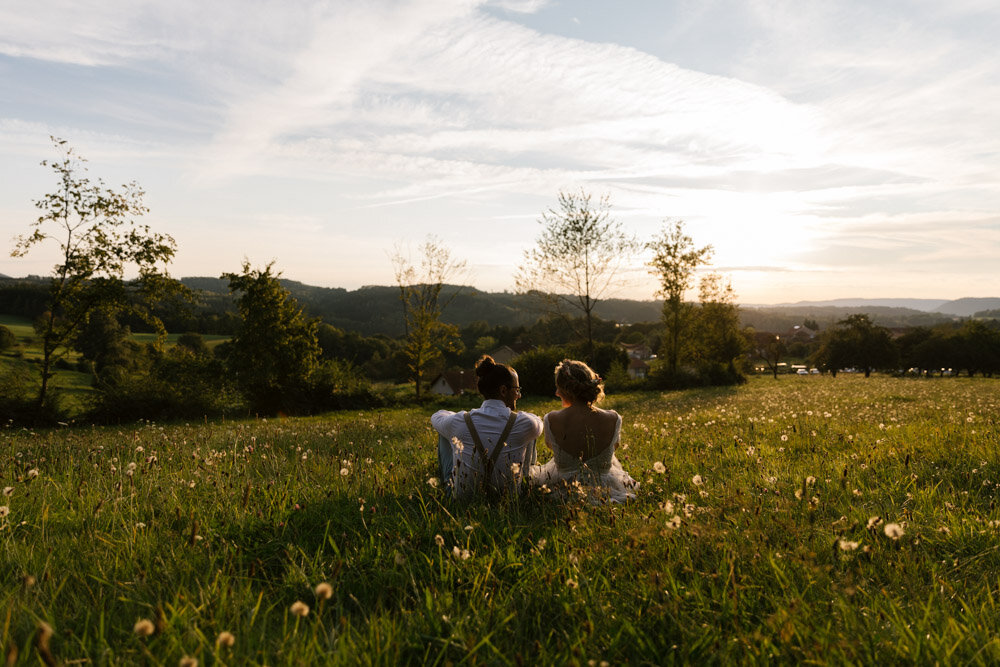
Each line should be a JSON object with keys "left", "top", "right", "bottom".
{"left": 2, "top": 376, "right": 1000, "bottom": 664}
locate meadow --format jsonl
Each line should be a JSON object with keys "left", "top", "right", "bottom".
{"left": 2, "top": 375, "right": 1000, "bottom": 665}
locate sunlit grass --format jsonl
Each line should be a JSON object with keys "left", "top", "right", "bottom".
{"left": 2, "top": 375, "right": 1000, "bottom": 664}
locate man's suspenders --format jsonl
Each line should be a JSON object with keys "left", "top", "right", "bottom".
{"left": 463, "top": 412, "right": 518, "bottom": 491}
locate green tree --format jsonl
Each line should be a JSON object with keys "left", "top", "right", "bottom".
{"left": 646, "top": 220, "right": 713, "bottom": 376}
{"left": 176, "top": 332, "right": 210, "bottom": 358}
{"left": 391, "top": 237, "right": 466, "bottom": 399}
{"left": 515, "top": 190, "right": 639, "bottom": 352}
{"left": 223, "top": 261, "right": 322, "bottom": 413}
{"left": 74, "top": 308, "right": 135, "bottom": 373}
{"left": 953, "top": 320, "right": 1000, "bottom": 377}
{"left": 0, "top": 325, "right": 16, "bottom": 352}
{"left": 692, "top": 273, "right": 748, "bottom": 382}
{"left": 752, "top": 331, "right": 787, "bottom": 379}
{"left": 11, "top": 137, "right": 181, "bottom": 408}
{"left": 812, "top": 314, "right": 898, "bottom": 377}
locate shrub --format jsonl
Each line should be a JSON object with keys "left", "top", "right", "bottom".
{"left": 0, "top": 364, "right": 66, "bottom": 425}
{"left": 87, "top": 350, "right": 236, "bottom": 423}
{"left": 0, "top": 325, "right": 15, "bottom": 352}
{"left": 513, "top": 346, "right": 569, "bottom": 396}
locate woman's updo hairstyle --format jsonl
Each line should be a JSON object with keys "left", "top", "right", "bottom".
{"left": 554, "top": 359, "right": 604, "bottom": 405}
{"left": 475, "top": 355, "right": 516, "bottom": 397}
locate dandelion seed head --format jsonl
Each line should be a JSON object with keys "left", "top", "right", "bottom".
{"left": 838, "top": 540, "right": 859, "bottom": 551}
{"left": 653, "top": 461, "right": 666, "bottom": 474}
{"left": 434, "top": 534, "right": 445, "bottom": 547}
{"left": 427, "top": 477, "right": 440, "bottom": 488}
{"left": 340, "top": 467, "right": 350, "bottom": 476}
{"left": 867, "top": 516, "right": 882, "bottom": 530}
{"left": 510, "top": 462, "right": 521, "bottom": 475}
{"left": 315, "top": 582, "right": 333, "bottom": 600}
{"left": 566, "top": 578, "right": 579, "bottom": 589}
{"left": 27, "top": 469, "right": 39, "bottom": 479}
{"left": 216, "top": 631, "right": 235, "bottom": 648}
{"left": 884, "top": 523, "right": 904, "bottom": 540}
{"left": 2, "top": 487, "right": 12, "bottom": 497}
{"left": 133, "top": 618, "right": 155, "bottom": 637}
{"left": 290, "top": 600, "right": 310, "bottom": 617}
{"left": 179, "top": 656, "right": 198, "bottom": 667}
{"left": 692, "top": 474, "right": 703, "bottom": 486}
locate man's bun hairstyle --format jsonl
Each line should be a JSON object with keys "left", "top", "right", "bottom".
{"left": 475, "top": 355, "right": 515, "bottom": 397}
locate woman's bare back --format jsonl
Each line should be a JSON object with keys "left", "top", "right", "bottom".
{"left": 546, "top": 406, "right": 620, "bottom": 459}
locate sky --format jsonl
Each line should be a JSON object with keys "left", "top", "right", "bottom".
{"left": 1, "top": 0, "right": 998, "bottom": 305}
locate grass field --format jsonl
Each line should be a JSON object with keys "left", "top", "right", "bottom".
{"left": 2, "top": 375, "right": 1000, "bottom": 664}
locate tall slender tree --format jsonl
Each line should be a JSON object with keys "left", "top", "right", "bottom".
{"left": 11, "top": 137, "right": 180, "bottom": 408}
{"left": 692, "top": 272, "right": 748, "bottom": 379}
{"left": 391, "top": 237, "right": 466, "bottom": 399}
{"left": 515, "top": 190, "right": 639, "bottom": 352}
{"left": 222, "top": 261, "right": 321, "bottom": 413}
{"left": 646, "top": 220, "right": 713, "bottom": 375}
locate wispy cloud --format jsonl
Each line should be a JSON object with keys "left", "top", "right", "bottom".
{"left": 2, "top": 0, "right": 998, "bottom": 300}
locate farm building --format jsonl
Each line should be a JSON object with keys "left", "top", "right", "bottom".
{"left": 429, "top": 370, "right": 479, "bottom": 396}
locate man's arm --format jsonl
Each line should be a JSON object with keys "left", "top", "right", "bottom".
{"left": 431, "top": 410, "right": 456, "bottom": 437}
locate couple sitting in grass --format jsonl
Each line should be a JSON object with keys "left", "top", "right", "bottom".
{"left": 431, "top": 355, "right": 638, "bottom": 503}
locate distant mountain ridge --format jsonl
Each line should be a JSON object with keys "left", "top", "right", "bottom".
{"left": 755, "top": 297, "right": 1000, "bottom": 317}
{"left": 2, "top": 275, "right": 996, "bottom": 336}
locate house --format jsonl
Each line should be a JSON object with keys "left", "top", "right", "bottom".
{"left": 621, "top": 342, "right": 653, "bottom": 379}
{"left": 620, "top": 342, "right": 652, "bottom": 361}
{"left": 489, "top": 343, "right": 534, "bottom": 365}
{"left": 627, "top": 357, "right": 649, "bottom": 379}
{"left": 429, "top": 370, "right": 479, "bottom": 396}
{"left": 785, "top": 325, "right": 817, "bottom": 342}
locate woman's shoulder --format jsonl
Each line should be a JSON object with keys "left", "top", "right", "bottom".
{"left": 595, "top": 407, "right": 621, "bottom": 423}
{"left": 544, "top": 407, "right": 570, "bottom": 424}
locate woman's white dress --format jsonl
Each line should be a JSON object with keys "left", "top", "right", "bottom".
{"left": 529, "top": 411, "right": 639, "bottom": 503}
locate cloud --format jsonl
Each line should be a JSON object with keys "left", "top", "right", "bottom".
{"left": 486, "top": 0, "right": 550, "bottom": 13}
{"left": 3, "top": 0, "right": 998, "bottom": 302}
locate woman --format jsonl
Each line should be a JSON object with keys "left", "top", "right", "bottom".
{"left": 530, "top": 359, "right": 638, "bottom": 503}
{"left": 431, "top": 355, "right": 542, "bottom": 499}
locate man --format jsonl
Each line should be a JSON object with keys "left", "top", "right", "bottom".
{"left": 431, "top": 355, "right": 542, "bottom": 499}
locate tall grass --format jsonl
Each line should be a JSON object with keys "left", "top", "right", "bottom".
{"left": 2, "top": 375, "right": 1000, "bottom": 664}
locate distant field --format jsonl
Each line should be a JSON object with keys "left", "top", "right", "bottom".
{"left": 0, "top": 314, "right": 35, "bottom": 342}
{"left": 2, "top": 375, "right": 999, "bottom": 664}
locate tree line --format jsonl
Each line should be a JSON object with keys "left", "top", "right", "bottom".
{"left": 753, "top": 313, "right": 1000, "bottom": 378}
{"left": 4, "top": 139, "right": 996, "bottom": 424}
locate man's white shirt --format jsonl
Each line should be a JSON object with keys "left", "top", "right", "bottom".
{"left": 432, "top": 399, "right": 542, "bottom": 497}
